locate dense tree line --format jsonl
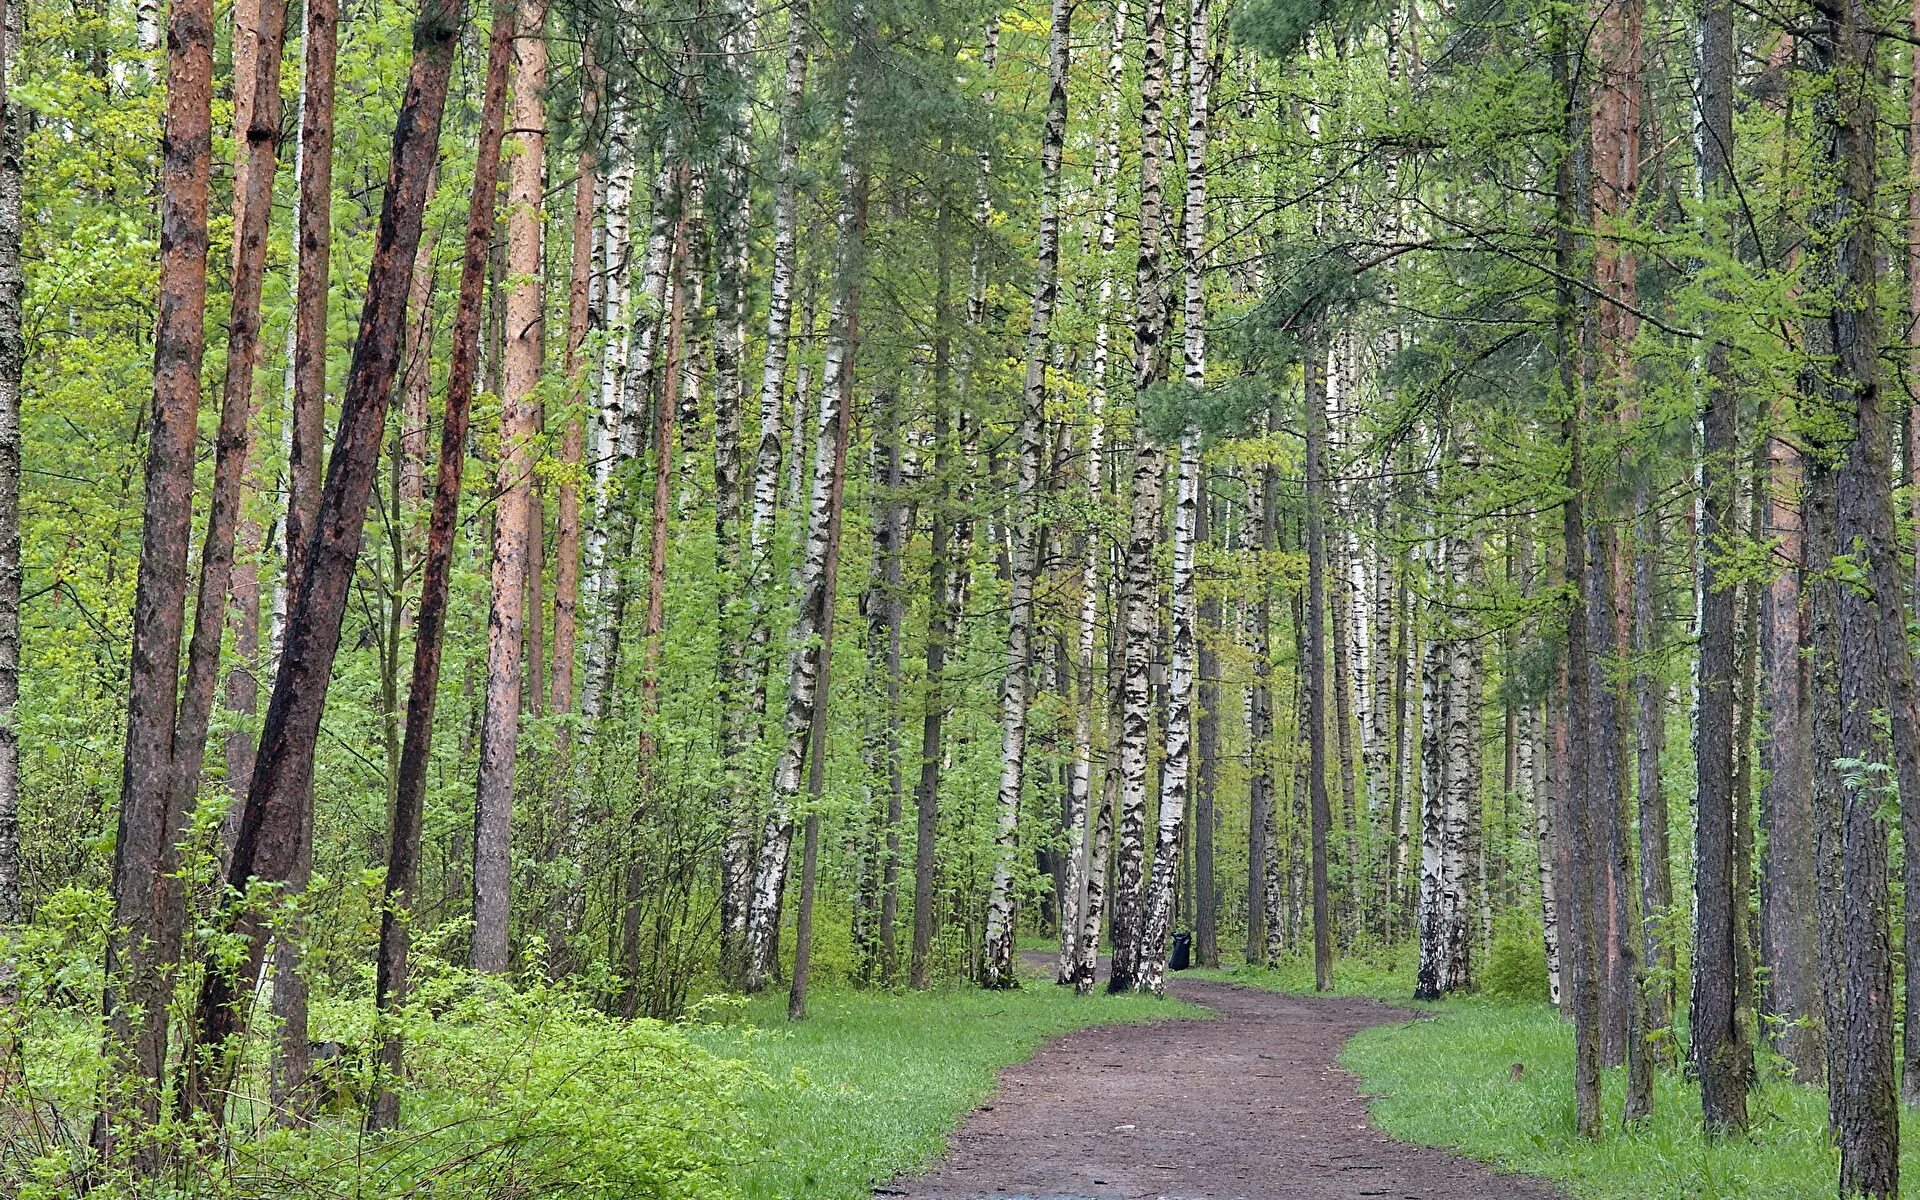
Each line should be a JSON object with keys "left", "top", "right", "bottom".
{"left": 6, "top": 0, "right": 1920, "bottom": 1190}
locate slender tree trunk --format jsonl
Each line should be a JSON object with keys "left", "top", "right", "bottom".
{"left": 1303, "top": 341, "right": 1333, "bottom": 993}
{"left": 552, "top": 55, "right": 597, "bottom": 722}
{"left": 908, "top": 204, "right": 963, "bottom": 992}
{"left": 0, "top": 0, "right": 20, "bottom": 932}
{"left": 1554, "top": 9, "right": 1603, "bottom": 1128}
{"left": 1690, "top": 0, "right": 1750, "bottom": 1136}
{"left": 471, "top": 0, "right": 545, "bottom": 975}
{"left": 722, "top": 0, "right": 809, "bottom": 983}
{"left": 186, "top": 0, "right": 463, "bottom": 1112}
{"left": 1139, "top": 0, "right": 1212, "bottom": 994}
{"left": 787, "top": 317, "right": 854, "bottom": 1020}
{"left": 96, "top": 0, "right": 214, "bottom": 1149}
{"left": 981, "top": 0, "right": 1072, "bottom": 988}
{"left": 1631, "top": 497, "right": 1672, "bottom": 1051}
{"left": 1108, "top": 0, "right": 1171, "bottom": 994}
{"left": 619, "top": 194, "right": 691, "bottom": 1017}
{"left": 1246, "top": 409, "right": 1278, "bottom": 966}
{"left": 743, "top": 51, "right": 867, "bottom": 991}
{"left": 1759, "top": 417, "right": 1822, "bottom": 1081}
{"left": 709, "top": 0, "right": 755, "bottom": 983}
{"left": 368, "top": 3, "right": 512, "bottom": 1127}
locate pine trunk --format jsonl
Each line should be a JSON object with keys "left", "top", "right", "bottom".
{"left": 189, "top": 0, "right": 462, "bottom": 1112}
{"left": 368, "top": 4, "right": 512, "bottom": 1127}
{"left": 471, "top": 0, "right": 545, "bottom": 975}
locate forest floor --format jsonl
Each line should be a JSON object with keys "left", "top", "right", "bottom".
{"left": 877, "top": 955, "right": 1564, "bottom": 1200}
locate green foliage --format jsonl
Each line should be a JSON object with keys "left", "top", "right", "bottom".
{"left": 1345, "top": 1000, "right": 1900, "bottom": 1199}
{"left": 1481, "top": 913, "right": 1550, "bottom": 1002}
{"left": 2, "top": 956, "right": 757, "bottom": 1200}
{"left": 1195, "top": 943, "right": 1419, "bottom": 1000}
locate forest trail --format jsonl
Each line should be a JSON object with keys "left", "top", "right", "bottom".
{"left": 878, "top": 960, "right": 1563, "bottom": 1200}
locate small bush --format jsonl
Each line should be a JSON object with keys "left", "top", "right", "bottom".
{"left": 1480, "top": 912, "right": 1550, "bottom": 1002}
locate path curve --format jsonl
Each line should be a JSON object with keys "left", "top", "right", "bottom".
{"left": 877, "top": 960, "right": 1561, "bottom": 1200}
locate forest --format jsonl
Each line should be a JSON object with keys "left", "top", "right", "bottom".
{"left": 0, "top": 0, "right": 1915, "bottom": 1188}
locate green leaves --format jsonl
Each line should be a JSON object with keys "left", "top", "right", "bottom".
{"left": 1135, "top": 377, "right": 1272, "bottom": 444}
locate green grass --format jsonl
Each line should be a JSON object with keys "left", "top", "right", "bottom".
{"left": 1184, "top": 944, "right": 1420, "bottom": 1000}
{"left": 1184, "top": 945, "right": 1875, "bottom": 1198}
{"left": 695, "top": 969, "right": 1204, "bottom": 1199}
{"left": 1342, "top": 999, "right": 1899, "bottom": 1199}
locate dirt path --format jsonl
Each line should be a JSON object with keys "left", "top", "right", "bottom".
{"left": 877, "top": 960, "right": 1561, "bottom": 1200}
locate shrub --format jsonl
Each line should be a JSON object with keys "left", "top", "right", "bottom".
{"left": 1480, "top": 912, "right": 1550, "bottom": 1002}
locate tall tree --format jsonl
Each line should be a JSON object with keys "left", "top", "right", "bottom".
{"left": 185, "top": 0, "right": 466, "bottom": 1110}
{"left": 369, "top": 0, "right": 514, "bottom": 1128}
{"left": 1108, "top": 0, "right": 1171, "bottom": 996}
{"left": 95, "top": 0, "right": 214, "bottom": 1150}
{"left": 471, "top": 0, "right": 546, "bottom": 975}
{"left": 980, "top": 0, "right": 1072, "bottom": 989}
{"left": 743, "top": 32, "right": 866, "bottom": 991}
{"left": 1689, "top": 0, "right": 1750, "bottom": 1137}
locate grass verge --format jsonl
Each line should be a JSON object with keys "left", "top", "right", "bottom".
{"left": 1188, "top": 947, "right": 1872, "bottom": 1199}
{"left": 696, "top": 969, "right": 1204, "bottom": 1199}
{"left": 1342, "top": 1000, "right": 1897, "bottom": 1199}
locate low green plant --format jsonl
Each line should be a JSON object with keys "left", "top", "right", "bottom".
{"left": 1481, "top": 912, "right": 1550, "bottom": 1002}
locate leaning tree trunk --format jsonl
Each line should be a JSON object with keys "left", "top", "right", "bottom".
{"left": 96, "top": 0, "right": 213, "bottom": 1154}
{"left": 721, "top": 0, "right": 808, "bottom": 983}
{"left": 471, "top": 0, "right": 546, "bottom": 975}
{"left": 184, "top": 0, "right": 463, "bottom": 1114}
{"left": 743, "top": 48, "right": 867, "bottom": 993}
{"left": 980, "top": 0, "right": 1071, "bottom": 989}
{"left": 367, "top": 2, "right": 512, "bottom": 1129}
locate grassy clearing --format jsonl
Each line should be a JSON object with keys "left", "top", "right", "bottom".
{"left": 696, "top": 970, "right": 1205, "bottom": 1199}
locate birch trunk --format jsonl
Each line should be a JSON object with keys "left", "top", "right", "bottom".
{"left": 0, "top": 0, "right": 19, "bottom": 930}
{"left": 743, "top": 51, "right": 866, "bottom": 992}
{"left": 1108, "top": 0, "right": 1171, "bottom": 995}
{"left": 722, "top": 0, "right": 808, "bottom": 981}
{"left": 980, "top": 0, "right": 1072, "bottom": 988}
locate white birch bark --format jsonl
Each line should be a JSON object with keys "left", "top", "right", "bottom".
{"left": 711, "top": 0, "right": 764, "bottom": 984}
{"left": 742, "top": 45, "right": 862, "bottom": 992}
{"left": 1140, "top": 437, "right": 1202, "bottom": 994}
{"left": 1414, "top": 570, "right": 1451, "bottom": 999}
{"left": 0, "top": 7, "right": 21, "bottom": 928}
{"left": 589, "top": 104, "right": 634, "bottom": 512}
{"left": 981, "top": 0, "right": 1072, "bottom": 989}
{"left": 1526, "top": 695, "right": 1561, "bottom": 1004}
{"left": 1059, "top": 0, "right": 1128, "bottom": 988}
{"left": 1138, "top": 0, "right": 1211, "bottom": 994}
{"left": 577, "top": 146, "right": 676, "bottom": 726}
{"left": 1108, "top": 0, "right": 1173, "bottom": 995}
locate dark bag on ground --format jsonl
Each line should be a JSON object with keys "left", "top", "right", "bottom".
{"left": 1170, "top": 932, "right": 1192, "bottom": 971}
